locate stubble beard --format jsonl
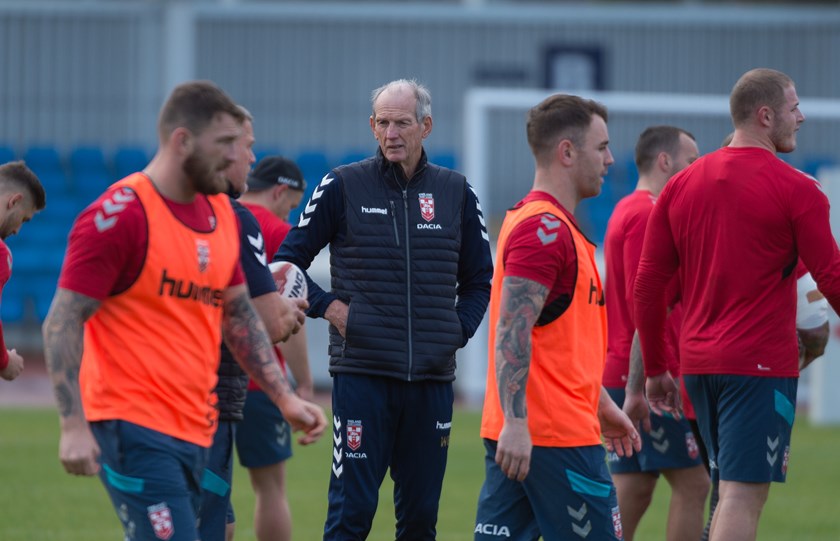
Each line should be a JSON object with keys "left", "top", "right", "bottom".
{"left": 184, "top": 152, "right": 228, "bottom": 195}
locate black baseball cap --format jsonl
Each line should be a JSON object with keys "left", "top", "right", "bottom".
{"left": 246, "top": 156, "right": 305, "bottom": 191}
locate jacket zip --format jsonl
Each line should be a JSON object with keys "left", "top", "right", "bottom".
{"left": 402, "top": 187, "right": 412, "bottom": 381}
{"left": 389, "top": 200, "right": 399, "bottom": 246}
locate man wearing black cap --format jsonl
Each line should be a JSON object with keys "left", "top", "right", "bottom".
{"left": 237, "top": 155, "right": 311, "bottom": 541}
{"left": 241, "top": 156, "right": 307, "bottom": 223}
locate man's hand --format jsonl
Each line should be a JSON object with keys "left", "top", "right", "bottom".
{"left": 324, "top": 300, "right": 349, "bottom": 338}
{"left": 278, "top": 296, "right": 307, "bottom": 340}
{"left": 495, "top": 418, "right": 532, "bottom": 482}
{"left": 798, "top": 322, "right": 829, "bottom": 371}
{"left": 622, "top": 389, "right": 652, "bottom": 434}
{"left": 277, "top": 394, "right": 327, "bottom": 446}
{"left": 645, "top": 372, "right": 681, "bottom": 418}
{"left": 58, "top": 418, "right": 100, "bottom": 476}
{"left": 599, "top": 390, "right": 641, "bottom": 457}
{"left": 0, "top": 349, "right": 24, "bottom": 381}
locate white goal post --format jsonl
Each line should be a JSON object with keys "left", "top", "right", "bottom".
{"left": 459, "top": 88, "right": 840, "bottom": 424}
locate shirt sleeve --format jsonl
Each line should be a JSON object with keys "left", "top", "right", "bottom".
{"left": 621, "top": 203, "right": 652, "bottom": 322}
{"left": 455, "top": 183, "right": 493, "bottom": 344}
{"left": 634, "top": 188, "right": 680, "bottom": 377}
{"left": 791, "top": 177, "right": 840, "bottom": 316}
{"left": 0, "top": 242, "right": 9, "bottom": 369}
{"left": 58, "top": 186, "right": 146, "bottom": 300}
{"left": 274, "top": 171, "right": 344, "bottom": 318}
{"left": 504, "top": 213, "right": 575, "bottom": 294}
{"left": 233, "top": 202, "right": 276, "bottom": 298}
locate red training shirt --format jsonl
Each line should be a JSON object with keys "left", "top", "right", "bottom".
{"left": 635, "top": 147, "right": 840, "bottom": 378}
{"left": 604, "top": 190, "right": 682, "bottom": 387}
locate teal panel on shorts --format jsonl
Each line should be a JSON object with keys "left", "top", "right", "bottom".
{"left": 201, "top": 467, "right": 230, "bottom": 497}
{"left": 775, "top": 389, "right": 795, "bottom": 426}
{"left": 104, "top": 464, "right": 144, "bottom": 493}
{"left": 566, "top": 468, "right": 612, "bottom": 497}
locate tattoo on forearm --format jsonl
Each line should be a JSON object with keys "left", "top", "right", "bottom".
{"left": 495, "top": 276, "right": 548, "bottom": 419}
{"left": 42, "top": 290, "right": 99, "bottom": 419}
{"left": 223, "top": 291, "right": 291, "bottom": 403}
{"left": 626, "top": 331, "right": 645, "bottom": 393}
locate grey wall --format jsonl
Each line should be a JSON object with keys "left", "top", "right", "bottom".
{"left": 2, "top": 2, "right": 839, "bottom": 160}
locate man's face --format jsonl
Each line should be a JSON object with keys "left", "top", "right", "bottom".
{"left": 573, "top": 115, "right": 614, "bottom": 200}
{"left": 770, "top": 84, "right": 805, "bottom": 154}
{"left": 0, "top": 196, "right": 35, "bottom": 239}
{"left": 183, "top": 112, "right": 240, "bottom": 195}
{"left": 667, "top": 133, "right": 700, "bottom": 178}
{"left": 225, "top": 119, "right": 256, "bottom": 194}
{"left": 370, "top": 86, "right": 431, "bottom": 177}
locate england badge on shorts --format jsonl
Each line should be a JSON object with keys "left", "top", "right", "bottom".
{"left": 347, "top": 419, "right": 362, "bottom": 451}
{"left": 782, "top": 445, "right": 790, "bottom": 475}
{"left": 611, "top": 505, "right": 623, "bottom": 539}
{"left": 685, "top": 431, "right": 700, "bottom": 460}
{"left": 147, "top": 502, "right": 174, "bottom": 540}
{"left": 196, "top": 239, "right": 210, "bottom": 273}
{"left": 418, "top": 193, "right": 435, "bottom": 222}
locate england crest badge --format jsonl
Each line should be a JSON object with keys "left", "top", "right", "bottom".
{"left": 418, "top": 193, "right": 435, "bottom": 222}
{"left": 147, "top": 502, "right": 174, "bottom": 540}
{"left": 347, "top": 419, "right": 362, "bottom": 451}
{"left": 196, "top": 239, "right": 210, "bottom": 273}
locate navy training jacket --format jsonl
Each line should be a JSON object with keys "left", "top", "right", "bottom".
{"left": 275, "top": 150, "right": 493, "bottom": 382}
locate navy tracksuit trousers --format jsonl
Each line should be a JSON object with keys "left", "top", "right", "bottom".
{"left": 324, "top": 373, "right": 454, "bottom": 540}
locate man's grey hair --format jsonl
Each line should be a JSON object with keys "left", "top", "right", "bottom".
{"left": 236, "top": 104, "right": 254, "bottom": 122}
{"left": 371, "top": 79, "right": 432, "bottom": 122}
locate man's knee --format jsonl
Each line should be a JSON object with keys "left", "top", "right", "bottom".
{"left": 664, "top": 465, "right": 711, "bottom": 501}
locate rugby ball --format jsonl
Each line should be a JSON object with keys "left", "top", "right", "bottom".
{"left": 268, "top": 261, "right": 308, "bottom": 299}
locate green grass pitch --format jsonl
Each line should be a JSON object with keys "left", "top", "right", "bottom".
{"left": 1, "top": 407, "right": 839, "bottom": 540}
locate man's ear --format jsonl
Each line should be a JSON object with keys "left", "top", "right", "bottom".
{"left": 171, "top": 127, "right": 193, "bottom": 155}
{"left": 273, "top": 184, "right": 288, "bottom": 200}
{"left": 757, "top": 105, "right": 774, "bottom": 128}
{"left": 557, "top": 139, "right": 575, "bottom": 166}
{"left": 6, "top": 193, "right": 23, "bottom": 210}
{"left": 421, "top": 116, "right": 433, "bottom": 139}
{"left": 657, "top": 151, "right": 671, "bottom": 173}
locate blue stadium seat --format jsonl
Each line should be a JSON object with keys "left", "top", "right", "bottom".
{"left": 0, "top": 144, "right": 16, "bottom": 165}
{"left": 429, "top": 151, "right": 457, "bottom": 170}
{"left": 801, "top": 156, "right": 838, "bottom": 178}
{"left": 338, "top": 149, "right": 371, "bottom": 166}
{"left": 291, "top": 150, "right": 333, "bottom": 224}
{"left": 1, "top": 279, "right": 26, "bottom": 322}
{"left": 71, "top": 146, "right": 114, "bottom": 204}
{"left": 32, "top": 274, "right": 58, "bottom": 321}
{"left": 113, "top": 146, "right": 150, "bottom": 180}
{"left": 24, "top": 145, "right": 70, "bottom": 195}
{"left": 70, "top": 146, "right": 108, "bottom": 175}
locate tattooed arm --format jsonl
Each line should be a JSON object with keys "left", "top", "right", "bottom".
{"left": 494, "top": 275, "right": 548, "bottom": 482}
{"left": 222, "top": 284, "right": 326, "bottom": 445}
{"left": 42, "top": 288, "right": 102, "bottom": 476}
{"left": 623, "top": 331, "right": 652, "bottom": 433}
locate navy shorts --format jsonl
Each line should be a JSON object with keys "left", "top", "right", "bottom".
{"left": 474, "top": 440, "right": 623, "bottom": 541}
{"left": 91, "top": 420, "right": 208, "bottom": 541}
{"left": 197, "top": 421, "right": 236, "bottom": 541}
{"left": 605, "top": 387, "right": 703, "bottom": 474}
{"left": 683, "top": 374, "right": 797, "bottom": 484}
{"left": 235, "top": 390, "right": 292, "bottom": 468}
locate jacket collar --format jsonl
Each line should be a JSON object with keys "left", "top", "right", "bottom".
{"left": 375, "top": 147, "right": 429, "bottom": 183}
